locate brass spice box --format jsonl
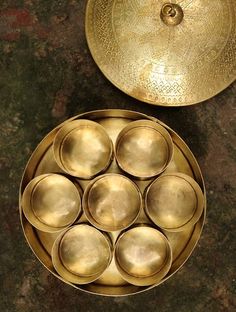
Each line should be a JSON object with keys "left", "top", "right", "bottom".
{"left": 19, "top": 109, "right": 206, "bottom": 296}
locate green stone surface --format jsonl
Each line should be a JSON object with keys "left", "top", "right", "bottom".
{"left": 0, "top": 1, "right": 235, "bottom": 311}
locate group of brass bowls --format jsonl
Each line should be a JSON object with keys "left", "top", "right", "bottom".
{"left": 20, "top": 112, "right": 205, "bottom": 291}
{"left": 52, "top": 119, "right": 174, "bottom": 180}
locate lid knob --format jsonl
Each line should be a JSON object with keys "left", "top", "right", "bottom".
{"left": 161, "top": 3, "right": 184, "bottom": 26}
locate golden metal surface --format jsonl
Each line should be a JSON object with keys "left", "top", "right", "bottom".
{"left": 115, "top": 120, "right": 173, "bottom": 179}
{"left": 115, "top": 226, "right": 172, "bottom": 286}
{"left": 163, "top": 226, "right": 194, "bottom": 262}
{"left": 52, "top": 224, "right": 112, "bottom": 284}
{"left": 161, "top": 3, "right": 184, "bottom": 26}
{"left": 53, "top": 120, "right": 113, "bottom": 179}
{"left": 21, "top": 174, "right": 81, "bottom": 233}
{"left": 145, "top": 173, "right": 204, "bottom": 232}
{"left": 164, "top": 144, "right": 193, "bottom": 178}
{"left": 83, "top": 174, "right": 142, "bottom": 232}
{"left": 19, "top": 109, "right": 206, "bottom": 296}
{"left": 86, "top": 0, "right": 236, "bottom": 106}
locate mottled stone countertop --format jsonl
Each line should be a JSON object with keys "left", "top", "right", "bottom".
{"left": 0, "top": 1, "right": 235, "bottom": 312}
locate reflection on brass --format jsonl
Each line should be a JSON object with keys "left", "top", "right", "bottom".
{"left": 83, "top": 174, "right": 142, "bottom": 232}
{"left": 22, "top": 174, "right": 81, "bottom": 233}
{"left": 161, "top": 3, "right": 184, "bottom": 26}
{"left": 145, "top": 173, "right": 204, "bottom": 232}
{"left": 115, "top": 226, "right": 172, "bottom": 286}
{"left": 163, "top": 144, "right": 194, "bottom": 178}
{"left": 115, "top": 120, "right": 173, "bottom": 179}
{"left": 53, "top": 120, "right": 113, "bottom": 179}
{"left": 52, "top": 224, "right": 112, "bottom": 284}
{"left": 86, "top": 1, "right": 236, "bottom": 106}
{"left": 19, "top": 109, "right": 206, "bottom": 296}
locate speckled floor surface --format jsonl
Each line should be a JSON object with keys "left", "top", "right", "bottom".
{"left": 0, "top": 1, "right": 235, "bottom": 311}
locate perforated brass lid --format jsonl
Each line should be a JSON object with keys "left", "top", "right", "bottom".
{"left": 86, "top": 0, "right": 236, "bottom": 106}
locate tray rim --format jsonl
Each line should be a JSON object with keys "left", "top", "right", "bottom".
{"left": 19, "top": 109, "right": 206, "bottom": 297}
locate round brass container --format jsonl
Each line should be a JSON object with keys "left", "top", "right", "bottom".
{"left": 21, "top": 174, "right": 81, "bottom": 233}
{"left": 52, "top": 224, "right": 112, "bottom": 284}
{"left": 115, "top": 226, "right": 172, "bottom": 286}
{"left": 86, "top": 0, "right": 236, "bottom": 106}
{"left": 83, "top": 174, "right": 142, "bottom": 232}
{"left": 53, "top": 120, "right": 113, "bottom": 179}
{"left": 115, "top": 120, "right": 173, "bottom": 179}
{"left": 145, "top": 173, "right": 204, "bottom": 232}
{"left": 19, "top": 109, "right": 206, "bottom": 296}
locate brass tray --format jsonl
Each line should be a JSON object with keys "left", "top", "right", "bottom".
{"left": 19, "top": 109, "right": 206, "bottom": 296}
{"left": 85, "top": 0, "right": 236, "bottom": 106}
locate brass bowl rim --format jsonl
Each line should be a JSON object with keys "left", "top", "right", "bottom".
{"left": 83, "top": 173, "right": 142, "bottom": 232}
{"left": 52, "top": 224, "right": 113, "bottom": 284}
{"left": 115, "top": 119, "right": 174, "bottom": 180}
{"left": 53, "top": 119, "right": 114, "bottom": 179}
{"left": 114, "top": 225, "right": 172, "bottom": 286}
{"left": 144, "top": 172, "right": 205, "bottom": 232}
{"left": 21, "top": 173, "right": 82, "bottom": 233}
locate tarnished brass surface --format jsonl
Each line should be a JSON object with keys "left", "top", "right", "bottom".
{"left": 52, "top": 224, "right": 112, "bottom": 284}
{"left": 115, "top": 226, "right": 172, "bottom": 286}
{"left": 145, "top": 173, "right": 204, "bottom": 232}
{"left": 115, "top": 120, "right": 173, "bottom": 179}
{"left": 86, "top": 1, "right": 236, "bottom": 106}
{"left": 53, "top": 120, "right": 113, "bottom": 179}
{"left": 19, "top": 109, "right": 206, "bottom": 296}
{"left": 21, "top": 174, "right": 81, "bottom": 233}
{"left": 83, "top": 174, "right": 142, "bottom": 232}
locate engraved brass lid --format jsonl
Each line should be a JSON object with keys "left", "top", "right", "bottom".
{"left": 52, "top": 224, "right": 112, "bottom": 284}
{"left": 53, "top": 120, "right": 113, "bottom": 179}
{"left": 145, "top": 173, "right": 204, "bottom": 232}
{"left": 21, "top": 174, "right": 82, "bottom": 233}
{"left": 115, "top": 226, "right": 172, "bottom": 286}
{"left": 83, "top": 174, "right": 142, "bottom": 232}
{"left": 115, "top": 120, "right": 173, "bottom": 179}
{"left": 86, "top": 0, "right": 236, "bottom": 106}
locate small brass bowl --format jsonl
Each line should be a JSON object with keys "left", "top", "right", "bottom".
{"left": 115, "top": 226, "right": 172, "bottom": 286}
{"left": 115, "top": 120, "right": 173, "bottom": 179}
{"left": 53, "top": 120, "right": 113, "bottom": 179}
{"left": 52, "top": 224, "right": 112, "bottom": 284}
{"left": 145, "top": 173, "right": 204, "bottom": 232}
{"left": 83, "top": 174, "right": 142, "bottom": 232}
{"left": 21, "top": 174, "right": 81, "bottom": 233}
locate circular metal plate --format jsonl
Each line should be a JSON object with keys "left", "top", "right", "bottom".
{"left": 86, "top": 0, "right": 236, "bottom": 106}
{"left": 19, "top": 109, "right": 206, "bottom": 296}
